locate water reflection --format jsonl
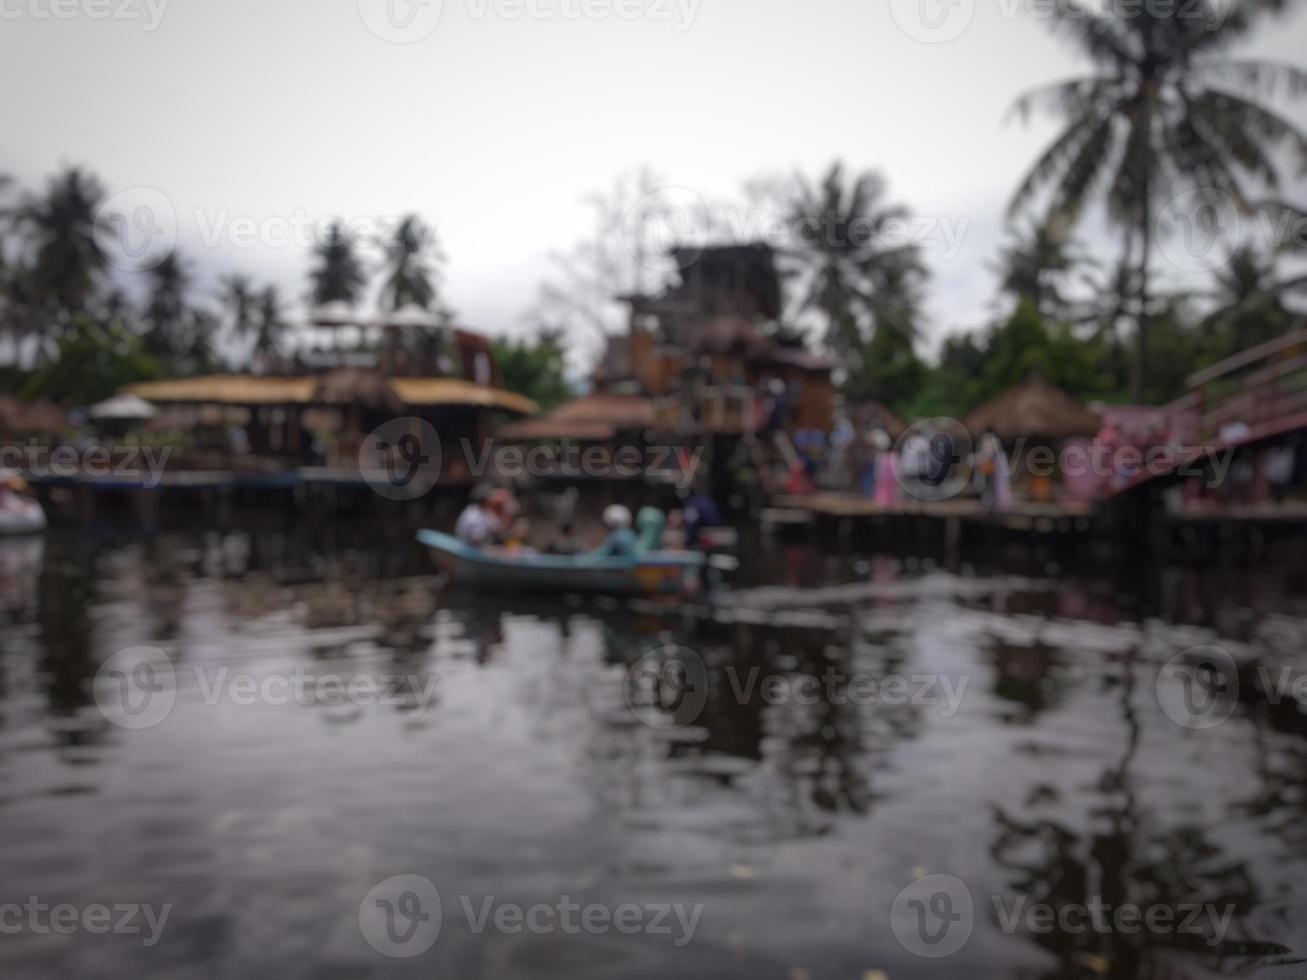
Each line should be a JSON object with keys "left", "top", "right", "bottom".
{"left": 0, "top": 524, "right": 1305, "bottom": 979}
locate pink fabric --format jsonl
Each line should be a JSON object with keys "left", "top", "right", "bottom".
{"left": 874, "top": 453, "right": 899, "bottom": 506}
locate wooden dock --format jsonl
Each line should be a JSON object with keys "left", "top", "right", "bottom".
{"left": 770, "top": 494, "right": 1095, "bottom": 530}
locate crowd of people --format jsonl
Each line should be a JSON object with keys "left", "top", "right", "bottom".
{"left": 452, "top": 485, "right": 724, "bottom": 559}
{"left": 785, "top": 417, "right": 1015, "bottom": 510}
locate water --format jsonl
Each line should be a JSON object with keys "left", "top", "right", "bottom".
{"left": 2, "top": 521, "right": 1306, "bottom": 979}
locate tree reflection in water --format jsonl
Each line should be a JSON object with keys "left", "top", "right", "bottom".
{"left": 990, "top": 649, "right": 1294, "bottom": 979}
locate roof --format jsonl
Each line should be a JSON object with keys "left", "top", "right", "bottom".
{"left": 964, "top": 376, "right": 1101, "bottom": 441}
{"left": 498, "top": 393, "right": 656, "bottom": 442}
{"left": 125, "top": 374, "right": 537, "bottom": 416}
{"left": 126, "top": 376, "right": 318, "bottom": 404}
{"left": 309, "top": 301, "right": 358, "bottom": 327}
{"left": 378, "top": 304, "right": 441, "bottom": 330}
{"left": 388, "top": 378, "right": 536, "bottom": 415}
{"left": 316, "top": 368, "right": 406, "bottom": 412}
{"left": 89, "top": 394, "right": 157, "bottom": 420}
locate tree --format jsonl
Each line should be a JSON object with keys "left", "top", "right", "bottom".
{"left": 1009, "top": 0, "right": 1307, "bottom": 400}
{"left": 493, "top": 328, "right": 574, "bottom": 411}
{"left": 1197, "top": 244, "right": 1303, "bottom": 359}
{"left": 785, "top": 162, "right": 929, "bottom": 406}
{"left": 22, "top": 314, "right": 158, "bottom": 405}
{"left": 788, "top": 162, "right": 925, "bottom": 360}
{"left": 253, "top": 286, "right": 289, "bottom": 362}
{"left": 9, "top": 166, "right": 108, "bottom": 352}
{"left": 530, "top": 168, "right": 682, "bottom": 365}
{"left": 908, "top": 302, "right": 1121, "bottom": 419}
{"left": 308, "top": 221, "right": 367, "bottom": 307}
{"left": 380, "top": 215, "right": 442, "bottom": 311}
{"left": 220, "top": 272, "right": 257, "bottom": 344}
{"left": 993, "top": 218, "right": 1095, "bottom": 321}
{"left": 141, "top": 251, "right": 191, "bottom": 362}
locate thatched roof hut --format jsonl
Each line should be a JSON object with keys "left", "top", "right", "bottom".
{"left": 124, "top": 374, "right": 536, "bottom": 416}
{"left": 315, "top": 368, "right": 406, "bottom": 414}
{"left": 499, "top": 393, "right": 655, "bottom": 442}
{"left": 127, "top": 376, "right": 317, "bottom": 405}
{"left": 389, "top": 378, "right": 535, "bottom": 414}
{"left": 964, "top": 376, "right": 1100, "bottom": 442}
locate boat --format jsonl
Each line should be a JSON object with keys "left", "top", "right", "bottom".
{"left": 0, "top": 495, "right": 46, "bottom": 535}
{"left": 0, "top": 474, "right": 46, "bottom": 535}
{"left": 417, "top": 528, "right": 711, "bottom": 598}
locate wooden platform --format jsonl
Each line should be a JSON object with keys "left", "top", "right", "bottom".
{"left": 772, "top": 493, "right": 1094, "bottom": 528}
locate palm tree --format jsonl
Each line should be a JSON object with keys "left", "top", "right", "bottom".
{"left": 1009, "top": 0, "right": 1307, "bottom": 399}
{"left": 179, "top": 307, "right": 219, "bottom": 376}
{"left": 10, "top": 166, "right": 108, "bottom": 336}
{"left": 308, "top": 221, "right": 367, "bottom": 307}
{"left": 142, "top": 251, "right": 191, "bottom": 362}
{"left": 220, "top": 272, "right": 256, "bottom": 344}
{"left": 1199, "top": 243, "right": 1305, "bottom": 356}
{"left": 253, "top": 285, "right": 288, "bottom": 361}
{"left": 380, "top": 214, "right": 442, "bottom": 311}
{"left": 993, "top": 218, "right": 1096, "bottom": 321}
{"left": 788, "top": 161, "right": 927, "bottom": 364}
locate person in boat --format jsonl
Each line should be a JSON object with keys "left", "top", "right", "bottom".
{"left": 501, "top": 516, "right": 537, "bottom": 556}
{"left": 591, "top": 504, "right": 637, "bottom": 558}
{"left": 683, "top": 488, "right": 720, "bottom": 547}
{"left": 486, "top": 487, "right": 519, "bottom": 528}
{"left": 635, "top": 506, "right": 666, "bottom": 552}
{"left": 663, "top": 509, "right": 687, "bottom": 550}
{"left": 455, "top": 485, "right": 501, "bottom": 546}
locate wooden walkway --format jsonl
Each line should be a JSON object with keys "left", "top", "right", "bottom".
{"left": 769, "top": 494, "right": 1095, "bottom": 533}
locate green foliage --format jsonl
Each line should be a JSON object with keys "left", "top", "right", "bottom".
{"left": 1009, "top": 0, "right": 1306, "bottom": 397}
{"left": 493, "top": 329, "right": 574, "bottom": 411}
{"left": 22, "top": 315, "right": 159, "bottom": 406}
{"left": 309, "top": 222, "right": 367, "bottom": 307}
{"left": 906, "top": 302, "right": 1120, "bottom": 419}
{"left": 844, "top": 326, "right": 926, "bottom": 413}
{"left": 789, "top": 161, "right": 927, "bottom": 360}
{"left": 380, "top": 215, "right": 443, "bottom": 312}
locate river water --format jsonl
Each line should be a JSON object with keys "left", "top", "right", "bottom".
{"left": 1, "top": 520, "right": 1306, "bottom": 979}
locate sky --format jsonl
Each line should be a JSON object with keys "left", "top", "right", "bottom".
{"left": 3, "top": 0, "right": 1307, "bottom": 365}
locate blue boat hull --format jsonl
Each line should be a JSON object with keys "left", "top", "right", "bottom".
{"left": 417, "top": 529, "right": 705, "bottom": 598}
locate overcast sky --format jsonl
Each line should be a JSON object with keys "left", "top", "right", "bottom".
{"left": 3, "top": 0, "right": 1306, "bottom": 362}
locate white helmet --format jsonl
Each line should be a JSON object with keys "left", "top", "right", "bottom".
{"left": 602, "top": 504, "right": 632, "bottom": 529}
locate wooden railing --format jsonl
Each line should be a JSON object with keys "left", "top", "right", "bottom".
{"left": 1140, "top": 328, "right": 1307, "bottom": 447}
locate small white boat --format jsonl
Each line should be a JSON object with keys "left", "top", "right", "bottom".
{"left": 0, "top": 472, "right": 47, "bottom": 535}
{"left": 0, "top": 496, "right": 46, "bottom": 535}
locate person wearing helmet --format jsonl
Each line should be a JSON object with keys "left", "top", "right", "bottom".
{"left": 592, "top": 504, "right": 636, "bottom": 558}
{"left": 454, "top": 484, "right": 500, "bottom": 547}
